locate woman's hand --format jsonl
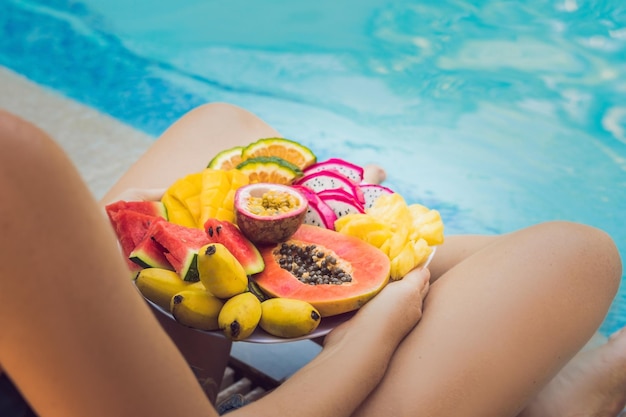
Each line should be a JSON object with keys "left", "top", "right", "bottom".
{"left": 239, "top": 267, "right": 431, "bottom": 417}
{"left": 324, "top": 266, "right": 431, "bottom": 349}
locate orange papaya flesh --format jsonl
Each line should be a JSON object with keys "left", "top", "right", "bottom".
{"left": 252, "top": 225, "right": 390, "bottom": 317}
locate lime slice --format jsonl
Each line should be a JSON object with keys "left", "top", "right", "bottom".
{"left": 207, "top": 146, "right": 244, "bottom": 170}
{"left": 242, "top": 138, "right": 316, "bottom": 170}
{"left": 236, "top": 156, "right": 303, "bottom": 185}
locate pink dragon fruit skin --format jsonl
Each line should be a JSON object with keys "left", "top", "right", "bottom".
{"left": 302, "top": 158, "right": 365, "bottom": 183}
{"left": 317, "top": 188, "right": 365, "bottom": 220}
{"left": 294, "top": 170, "right": 365, "bottom": 205}
{"left": 291, "top": 185, "right": 338, "bottom": 229}
{"left": 359, "top": 184, "right": 394, "bottom": 209}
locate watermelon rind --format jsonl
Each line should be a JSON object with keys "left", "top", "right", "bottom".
{"left": 168, "top": 251, "right": 201, "bottom": 282}
{"left": 129, "top": 236, "right": 173, "bottom": 271}
{"left": 148, "top": 221, "right": 210, "bottom": 282}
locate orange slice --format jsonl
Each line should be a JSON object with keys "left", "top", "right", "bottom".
{"left": 207, "top": 146, "right": 244, "bottom": 170}
{"left": 241, "top": 138, "right": 316, "bottom": 170}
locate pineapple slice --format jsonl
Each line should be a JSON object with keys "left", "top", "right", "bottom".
{"left": 412, "top": 238, "right": 433, "bottom": 268}
{"left": 367, "top": 193, "right": 413, "bottom": 233}
{"left": 409, "top": 204, "right": 444, "bottom": 246}
{"left": 390, "top": 241, "right": 418, "bottom": 280}
{"left": 364, "top": 229, "right": 394, "bottom": 248}
{"left": 337, "top": 191, "right": 442, "bottom": 281}
{"left": 335, "top": 213, "right": 389, "bottom": 241}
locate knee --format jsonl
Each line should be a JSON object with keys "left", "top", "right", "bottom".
{"left": 188, "top": 102, "right": 249, "bottom": 121}
{"left": 0, "top": 110, "right": 70, "bottom": 188}
{"left": 538, "top": 221, "right": 622, "bottom": 297}
{"left": 0, "top": 110, "right": 51, "bottom": 164}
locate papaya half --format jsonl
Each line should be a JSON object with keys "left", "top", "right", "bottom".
{"left": 252, "top": 224, "right": 391, "bottom": 317}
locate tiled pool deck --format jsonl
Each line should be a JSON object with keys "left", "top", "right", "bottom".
{"left": 0, "top": 66, "right": 153, "bottom": 200}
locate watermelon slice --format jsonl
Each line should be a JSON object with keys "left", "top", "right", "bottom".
{"left": 203, "top": 218, "right": 265, "bottom": 275}
{"left": 105, "top": 200, "right": 168, "bottom": 220}
{"left": 129, "top": 231, "right": 173, "bottom": 271}
{"left": 105, "top": 200, "right": 168, "bottom": 276}
{"left": 108, "top": 210, "right": 164, "bottom": 275}
{"left": 147, "top": 221, "right": 211, "bottom": 282}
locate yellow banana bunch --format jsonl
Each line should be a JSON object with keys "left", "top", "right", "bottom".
{"left": 135, "top": 248, "right": 322, "bottom": 341}
{"left": 170, "top": 290, "right": 224, "bottom": 331}
{"left": 197, "top": 243, "right": 249, "bottom": 299}
{"left": 135, "top": 267, "right": 205, "bottom": 311}
{"left": 218, "top": 292, "right": 262, "bottom": 341}
{"left": 259, "top": 298, "right": 321, "bottom": 339}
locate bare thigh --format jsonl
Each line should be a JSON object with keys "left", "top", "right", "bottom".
{"left": 354, "top": 221, "right": 622, "bottom": 417}
{"left": 101, "top": 102, "right": 281, "bottom": 204}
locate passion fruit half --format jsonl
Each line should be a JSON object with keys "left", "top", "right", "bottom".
{"left": 235, "top": 183, "right": 308, "bottom": 245}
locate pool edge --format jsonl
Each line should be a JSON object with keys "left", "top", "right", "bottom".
{"left": 0, "top": 65, "right": 154, "bottom": 200}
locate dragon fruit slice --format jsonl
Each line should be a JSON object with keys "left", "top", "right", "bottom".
{"left": 302, "top": 158, "right": 365, "bottom": 183}
{"left": 292, "top": 185, "right": 338, "bottom": 229}
{"left": 360, "top": 184, "right": 395, "bottom": 209}
{"left": 317, "top": 189, "right": 365, "bottom": 220}
{"left": 294, "top": 170, "right": 365, "bottom": 205}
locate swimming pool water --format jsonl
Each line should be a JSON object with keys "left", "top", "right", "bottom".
{"left": 2, "top": 0, "right": 626, "bottom": 335}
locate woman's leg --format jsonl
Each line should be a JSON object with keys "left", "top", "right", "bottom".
{"left": 354, "top": 222, "right": 622, "bottom": 417}
{"left": 101, "top": 102, "right": 281, "bottom": 204}
{"left": 518, "top": 326, "right": 626, "bottom": 417}
{"left": 0, "top": 110, "right": 218, "bottom": 417}
{"left": 100, "top": 102, "right": 282, "bottom": 402}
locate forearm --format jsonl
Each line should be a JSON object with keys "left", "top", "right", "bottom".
{"left": 235, "top": 267, "right": 431, "bottom": 417}
{"left": 237, "top": 332, "right": 397, "bottom": 417}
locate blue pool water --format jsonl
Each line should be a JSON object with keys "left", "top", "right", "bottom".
{"left": 2, "top": 0, "right": 626, "bottom": 335}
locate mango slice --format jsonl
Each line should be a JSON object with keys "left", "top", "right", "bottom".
{"left": 162, "top": 168, "right": 250, "bottom": 229}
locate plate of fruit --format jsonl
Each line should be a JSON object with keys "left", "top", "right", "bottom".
{"left": 105, "top": 137, "right": 444, "bottom": 343}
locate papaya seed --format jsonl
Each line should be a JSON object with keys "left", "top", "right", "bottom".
{"left": 275, "top": 242, "right": 353, "bottom": 286}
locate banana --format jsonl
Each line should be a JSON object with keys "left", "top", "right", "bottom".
{"left": 197, "top": 243, "right": 248, "bottom": 299}
{"left": 218, "top": 292, "right": 262, "bottom": 341}
{"left": 170, "top": 289, "right": 224, "bottom": 331}
{"left": 259, "top": 298, "right": 321, "bottom": 339}
{"left": 135, "top": 267, "right": 201, "bottom": 311}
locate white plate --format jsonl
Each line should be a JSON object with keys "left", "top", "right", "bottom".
{"left": 145, "top": 247, "right": 437, "bottom": 344}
